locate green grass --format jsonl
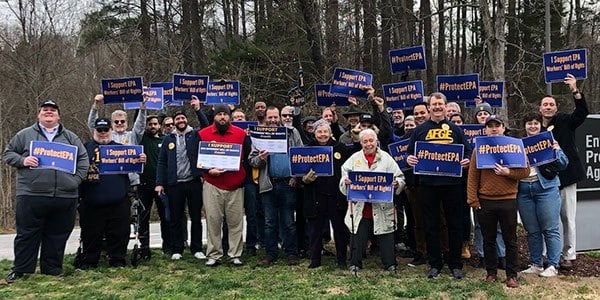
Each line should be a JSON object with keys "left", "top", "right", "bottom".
{"left": 585, "top": 251, "right": 600, "bottom": 258}
{"left": 0, "top": 250, "right": 592, "bottom": 299}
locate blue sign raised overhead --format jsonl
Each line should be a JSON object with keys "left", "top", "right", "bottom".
{"left": 436, "top": 74, "right": 479, "bottom": 101}
{"left": 101, "top": 77, "right": 144, "bottom": 104}
{"left": 231, "top": 121, "right": 258, "bottom": 130}
{"left": 388, "top": 139, "right": 411, "bottom": 171}
{"left": 289, "top": 146, "right": 333, "bottom": 176}
{"left": 389, "top": 45, "right": 427, "bottom": 74}
{"left": 543, "top": 48, "right": 587, "bottom": 83}
{"left": 347, "top": 171, "right": 394, "bottom": 203}
{"left": 150, "top": 82, "right": 182, "bottom": 106}
{"left": 523, "top": 131, "right": 557, "bottom": 167}
{"left": 458, "top": 124, "right": 486, "bottom": 148}
{"left": 474, "top": 136, "right": 527, "bottom": 169}
{"left": 98, "top": 145, "right": 144, "bottom": 174}
{"left": 479, "top": 81, "right": 503, "bottom": 107}
{"left": 173, "top": 73, "right": 209, "bottom": 102}
{"left": 124, "top": 87, "right": 164, "bottom": 110}
{"left": 30, "top": 141, "right": 78, "bottom": 174}
{"left": 413, "top": 142, "right": 464, "bottom": 177}
{"left": 206, "top": 80, "right": 240, "bottom": 104}
{"left": 330, "top": 68, "right": 373, "bottom": 98}
{"left": 314, "top": 84, "right": 350, "bottom": 106}
{"left": 382, "top": 80, "right": 424, "bottom": 110}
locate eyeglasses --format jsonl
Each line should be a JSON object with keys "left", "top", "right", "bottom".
{"left": 113, "top": 120, "right": 126, "bottom": 124}
{"left": 96, "top": 128, "right": 110, "bottom": 133}
{"left": 281, "top": 114, "right": 293, "bottom": 118}
{"left": 164, "top": 123, "right": 174, "bottom": 127}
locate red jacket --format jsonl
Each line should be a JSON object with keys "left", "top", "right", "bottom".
{"left": 198, "top": 124, "right": 247, "bottom": 190}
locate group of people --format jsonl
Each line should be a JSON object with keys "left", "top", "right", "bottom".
{"left": 3, "top": 74, "right": 588, "bottom": 288}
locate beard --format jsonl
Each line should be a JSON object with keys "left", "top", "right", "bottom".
{"left": 216, "top": 122, "right": 230, "bottom": 135}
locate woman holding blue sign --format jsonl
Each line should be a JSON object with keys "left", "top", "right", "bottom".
{"left": 340, "top": 129, "right": 405, "bottom": 274}
{"left": 517, "top": 112, "right": 568, "bottom": 278}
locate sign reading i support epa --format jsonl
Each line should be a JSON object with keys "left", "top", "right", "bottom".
{"left": 382, "top": 80, "right": 424, "bottom": 110}
{"left": 29, "top": 141, "right": 78, "bottom": 174}
{"left": 330, "top": 68, "right": 373, "bottom": 98}
{"left": 197, "top": 142, "right": 242, "bottom": 171}
{"left": 98, "top": 145, "right": 144, "bottom": 174}
{"left": 124, "top": 87, "right": 164, "bottom": 110}
{"left": 206, "top": 80, "right": 240, "bottom": 104}
{"left": 173, "top": 73, "right": 209, "bottom": 102}
{"left": 388, "top": 139, "right": 411, "bottom": 171}
{"left": 347, "top": 171, "right": 394, "bottom": 203}
{"left": 543, "top": 48, "right": 587, "bottom": 83}
{"left": 101, "top": 77, "right": 144, "bottom": 104}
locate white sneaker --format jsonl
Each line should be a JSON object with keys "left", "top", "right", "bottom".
{"left": 520, "top": 264, "right": 543, "bottom": 274}
{"left": 231, "top": 258, "right": 243, "bottom": 266}
{"left": 194, "top": 252, "right": 207, "bottom": 259}
{"left": 171, "top": 253, "right": 182, "bottom": 260}
{"left": 205, "top": 258, "right": 218, "bottom": 266}
{"left": 540, "top": 265, "right": 558, "bottom": 277}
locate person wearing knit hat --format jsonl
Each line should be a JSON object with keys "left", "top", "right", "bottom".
{"left": 213, "top": 104, "right": 231, "bottom": 116}
{"left": 475, "top": 103, "right": 493, "bottom": 125}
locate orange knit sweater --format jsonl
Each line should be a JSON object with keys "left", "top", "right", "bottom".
{"left": 466, "top": 151, "right": 530, "bottom": 208}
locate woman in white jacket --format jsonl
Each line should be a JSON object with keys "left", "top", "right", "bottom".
{"left": 339, "top": 129, "right": 405, "bottom": 273}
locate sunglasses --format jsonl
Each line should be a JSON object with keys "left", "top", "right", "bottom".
{"left": 164, "top": 123, "right": 174, "bottom": 127}
{"left": 281, "top": 114, "right": 293, "bottom": 118}
{"left": 113, "top": 120, "right": 126, "bottom": 124}
{"left": 96, "top": 128, "right": 110, "bottom": 133}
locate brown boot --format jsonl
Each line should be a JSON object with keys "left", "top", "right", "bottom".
{"left": 461, "top": 242, "right": 471, "bottom": 259}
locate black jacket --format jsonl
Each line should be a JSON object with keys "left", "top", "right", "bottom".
{"left": 542, "top": 93, "right": 589, "bottom": 188}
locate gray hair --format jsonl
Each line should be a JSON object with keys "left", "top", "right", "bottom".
{"left": 447, "top": 102, "right": 461, "bottom": 112}
{"left": 359, "top": 128, "right": 378, "bottom": 141}
{"left": 312, "top": 118, "right": 331, "bottom": 132}
{"left": 111, "top": 109, "right": 127, "bottom": 120}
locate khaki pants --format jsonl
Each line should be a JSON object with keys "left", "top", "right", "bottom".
{"left": 203, "top": 182, "right": 244, "bottom": 260}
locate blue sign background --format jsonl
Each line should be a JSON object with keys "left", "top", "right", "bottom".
{"left": 206, "top": 80, "right": 240, "bottom": 104}
{"left": 151, "top": 82, "right": 182, "bottom": 106}
{"left": 124, "top": 87, "right": 164, "bottom": 110}
{"left": 315, "top": 84, "right": 350, "bottom": 106}
{"left": 389, "top": 45, "right": 427, "bottom": 74}
{"left": 98, "top": 145, "right": 144, "bottom": 174}
{"left": 173, "top": 74, "right": 209, "bottom": 102}
{"left": 388, "top": 139, "right": 411, "bottom": 170}
{"left": 413, "top": 142, "right": 464, "bottom": 177}
{"left": 458, "top": 124, "right": 486, "bottom": 148}
{"left": 101, "top": 77, "right": 144, "bottom": 104}
{"left": 436, "top": 74, "right": 479, "bottom": 101}
{"left": 475, "top": 136, "right": 527, "bottom": 169}
{"left": 347, "top": 171, "right": 394, "bottom": 203}
{"left": 231, "top": 121, "right": 258, "bottom": 130}
{"left": 330, "top": 68, "right": 373, "bottom": 98}
{"left": 30, "top": 141, "right": 78, "bottom": 174}
{"left": 543, "top": 48, "right": 587, "bottom": 83}
{"left": 523, "top": 131, "right": 557, "bottom": 167}
{"left": 479, "top": 81, "right": 503, "bottom": 107}
{"left": 289, "top": 146, "right": 333, "bottom": 176}
{"left": 382, "top": 80, "right": 424, "bottom": 109}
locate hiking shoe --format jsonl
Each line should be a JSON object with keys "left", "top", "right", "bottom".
{"left": 485, "top": 274, "right": 497, "bottom": 283}
{"left": 520, "top": 264, "right": 543, "bottom": 275}
{"left": 194, "top": 252, "right": 207, "bottom": 260}
{"left": 286, "top": 255, "right": 300, "bottom": 266}
{"left": 540, "top": 265, "right": 558, "bottom": 277}
{"left": 257, "top": 256, "right": 274, "bottom": 267}
{"left": 451, "top": 268, "right": 464, "bottom": 280}
{"left": 205, "top": 258, "right": 219, "bottom": 267}
{"left": 171, "top": 253, "right": 182, "bottom": 260}
{"left": 408, "top": 257, "right": 426, "bottom": 267}
{"left": 560, "top": 259, "right": 574, "bottom": 270}
{"left": 426, "top": 268, "right": 441, "bottom": 279}
{"left": 461, "top": 243, "right": 471, "bottom": 259}
{"left": 506, "top": 277, "right": 519, "bottom": 288}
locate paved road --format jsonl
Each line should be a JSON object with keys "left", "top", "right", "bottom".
{"left": 0, "top": 222, "right": 209, "bottom": 261}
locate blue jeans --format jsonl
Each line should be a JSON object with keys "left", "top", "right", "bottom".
{"left": 474, "top": 218, "right": 505, "bottom": 258}
{"left": 517, "top": 181, "right": 562, "bottom": 268}
{"left": 261, "top": 182, "right": 297, "bottom": 259}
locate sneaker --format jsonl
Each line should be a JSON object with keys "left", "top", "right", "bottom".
{"left": 540, "top": 265, "right": 558, "bottom": 277}
{"left": 6, "top": 272, "right": 24, "bottom": 284}
{"left": 205, "top": 258, "right": 219, "bottom": 267}
{"left": 387, "top": 265, "right": 397, "bottom": 275}
{"left": 426, "top": 268, "right": 441, "bottom": 279}
{"left": 506, "top": 277, "right": 519, "bottom": 288}
{"left": 194, "top": 252, "right": 207, "bottom": 260}
{"left": 451, "top": 268, "right": 464, "bottom": 280}
{"left": 461, "top": 243, "right": 471, "bottom": 259}
{"left": 408, "top": 257, "right": 426, "bottom": 267}
{"left": 520, "top": 264, "right": 543, "bottom": 275}
{"left": 395, "top": 243, "right": 409, "bottom": 251}
{"left": 286, "top": 255, "right": 300, "bottom": 266}
{"left": 485, "top": 274, "right": 497, "bottom": 283}
{"left": 348, "top": 265, "right": 360, "bottom": 274}
{"left": 171, "top": 253, "right": 182, "bottom": 260}
{"left": 257, "top": 256, "right": 273, "bottom": 267}
{"left": 231, "top": 258, "right": 243, "bottom": 266}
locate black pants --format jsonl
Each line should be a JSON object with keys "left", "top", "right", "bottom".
{"left": 13, "top": 195, "right": 77, "bottom": 275}
{"left": 393, "top": 192, "right": 407, "bottom": 245}
{"left": 166, "top": 180, "right": 203, "bottom": 254}
{"left": 138, "top": 183, "right": 171, "bottom": 252}
{"left": 420, "top": 185, "right": 463, "bottom": 270}
{"left": 403, "top": 190, "right": 416, "bottom": 251}
{"left": 295, "top": 189, "right": 308, "bottom": 253}
{"left": 350, "top": 219, "right": 395, "bottom": 269}
{"left": 477, "top": 199, "right": 518, "bottom": 278}
{"left": 306, "top": 194, "right": 349, "bottom": 264}
{"left": 79, "top": 199, "right": 130, "bottom": 266}
{"left": 460, "top": 181, "right": 471, "bottom": 242}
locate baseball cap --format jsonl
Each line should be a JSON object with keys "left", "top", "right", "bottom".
{"left": 94, "top": 117, "right": 111, "bottom": 129}
{"left": 484, "top": 115, "right": 506, "bottom": 126}
{"left": 40, "top": 99, "right": 59, "bottom": 110}
{"left": 359, "top": 113, "right": 374, "bottom": 124}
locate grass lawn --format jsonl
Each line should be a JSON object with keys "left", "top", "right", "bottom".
{"left": 1, "top": 249, "right": 599, "bottom": 299}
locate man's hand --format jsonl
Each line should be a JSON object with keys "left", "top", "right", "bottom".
{"left": 190, "top": 95, "right": 201, "bottom": 111}
{"left": 289, "top": 177, "right": 297, "bottom": 187}
{"left": 23, "top": 156, "right": 39, "bottom": 167}
{"left": 564, "top": 73, "right": 578, "bottom": 93}
{"left": 258, "top": 149, "right": 269, "bottom": 161}
{"left": 93, "top": 94, "right": 103, "bottom": 108}
{"left": 139, "top": 153, "right": 147, "bottom": 164}
{"left": 407, "top": 155, "right": 418, "bottom": 167}
{"left": 302, "top": 169, "right": 317, "bottom": 184}
{"left": 493, "top": 163, "right": 509, "bottom": 176}
{"left": 460, "top": 158, "right": 470, "bottom": 167}
{"left": 209, "top": 168, "right": 226, "bottom": 176}
{"left": 155, "top": 185, "right": 164, "bottom": 196}
{"left": 371, "top": 96, "right": 385, "bottom": 112}
{"left": 348, "top": 97, "right": 358, "bottom": 106}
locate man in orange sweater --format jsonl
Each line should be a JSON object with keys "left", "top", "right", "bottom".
{"left": 467, "top": 115, "right": 530, "bottom": 288}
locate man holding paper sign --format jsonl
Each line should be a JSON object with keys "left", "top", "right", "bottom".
{"left": 3, "top": 100, "right": 89, "bottom": 283}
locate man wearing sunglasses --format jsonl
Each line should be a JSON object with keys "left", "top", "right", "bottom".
{"left": 162, "top": 117, "right": 175, "bottom": 134}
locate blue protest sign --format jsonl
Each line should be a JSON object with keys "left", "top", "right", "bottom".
{"left": 479, "top": 81, "right": 503, "bottom": 107}
{"left": 330, "top": 68, "right": 373, "bottom": 98}
{"left": 289, "top": 146, "right": 333, "bottom": 176}
{"left": 197, "top": 142, "right": 242, "bottom": 171}
{"left": 413, "top": 142, "right": 464, "bottom": 177}
{"left": 101, "top": 77, "right": 144, "bottom": 104}
{"left": 347, "top": 171, "right": 394, "bottom": 203}
{"left": 150, "top": 82, "right": 182, "bottom": 106}
{"left": 173, "top": 74, "right": 209, "bottom": 102}
{"left": 231, "top": 121, "right": 258, "bottom": 130}
{"left": 249, "top": 125, "right": 288, "bottom": 154}
{"left": 523, "top": 131, "right": 557, "bottom": 167}
{"left": 474, "top": 136, "right": 527, "bottom": 169}
{"left": 543, "top": 48, "right": 587, "bottom": 83}
{"left": 124, "top": 87, "right": 164, "bottom": 110}
{"left": 388, "top": 139, "right": 411, "bottom": 171}
{"left": 436, "top": 74, "right": 479, "bottom": 101}
{"left": 206, "top": 80, "right": 240, "bottom": 104}
{"left": 382, "top": 80, "right": 424, "bottom": 110}
{"left": 389, "top": 45, "right": 427, "bottom": 74}
{"left": 314, "top": 84, "right": 350, "bottom": 106}
{"left": 30, "top": 141, "right": 78, "bottom": 174}
{"left": 98, "top": 145, "right": 144, "bottom": 174}
{"left": 458, "top": 124, "right": 486, "bottom": 148}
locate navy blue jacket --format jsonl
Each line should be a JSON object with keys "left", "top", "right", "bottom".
{"left": 80, "top": 140, "right": 129, "bottom": 206}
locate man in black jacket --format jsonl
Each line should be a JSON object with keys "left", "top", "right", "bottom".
{"left": 539, "top": 73, "right": 589, "bottom": 269}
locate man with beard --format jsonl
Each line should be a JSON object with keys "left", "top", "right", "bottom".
{"left": 155, "top": 96, "right": 208, "bottom": 260}
{"left": 249, "top": 106, "right": 304, "bottom": 267}
{"left": 407, "top": 92, "right": 472, "bottom": 280}
{"left": 199, "top": 104, "right": 251, "bottom": 266}
{"left": 392, "top": 108, "right": 405, "bottom": 137}
{"left": 78, "top": 118, "right": 146, "bottom": 269}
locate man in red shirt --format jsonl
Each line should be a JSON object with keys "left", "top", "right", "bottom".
{"left": 198, "top": 104, "right": 251, "bottom": 266}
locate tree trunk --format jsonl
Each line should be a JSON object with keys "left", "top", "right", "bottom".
{"left": 380, "top": 0, "right": 393, "bottom": 83}
{"left": 325, "top": 0, "right": 339, "bottom": 76}
{"left": 421, "top": 0, "right": 434, "bottom": 92}
{"left": 437, "top": 0, "right": 445, "bottom": 75}
{"left": 298, "top": 0, "right": 326, "bottom": 79}
{"left": 480, "top": 0, "right": 506, "bottom": 114}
